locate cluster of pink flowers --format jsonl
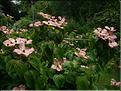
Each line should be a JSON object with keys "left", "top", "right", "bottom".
{"left": 0, "top": 26, "right": 14, "bottom": 34}
{"left": 94, "top": 26, "right": 118, "bottom": 48}
{"left": 3, "top": 38, "right": 34, "bottom": 57}
{"left": 12, "top": 84, "right": 26, "bottom": 90}
{"left": 38, "top": 12, "right": 51, "bottom": 19}
{"left": 0, "top": 26, "right": 28, "bottom": 34}
{"left": 51, "top": 58, "right": 68, "bottom": 71}
{"left": 111, "top": 79, "right": 121, "bottom": 87}
{"left": 42, "top": 15, "right": 67, "bottom": 29}
{"left": 29, "top": 21, "right": 43, "bottom": 27}
{"left": 29, "top": 12, "right": 67, "bottom": 29}
{"left": 75, "top": 48, "right": 89, "bottom": 60}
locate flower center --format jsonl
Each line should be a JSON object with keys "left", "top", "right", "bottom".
{"left": 23, "top": 50, "right": 25, "bottom": 53}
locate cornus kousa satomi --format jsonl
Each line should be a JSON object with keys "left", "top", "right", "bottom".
{"left": 29, "top": 21, "right": 43, "bottom": 27}
{"left": 51, "top": 58, "right": 68, "bottom": 71}
{"left": 42, "top": 16, "right": 67, "bottom": 29}
{"left": 36, "top": 12, "right": 67, "bottom": 29}
{"left": 3, "top": 38, "right": 32, "bottom": 47}
{"left": 0, "top": 26, "right": 28, "bottom": 34}
{"left": 13, "top": 42, "right": 34, "bottom": 57}
{"left": 12, "top": 84, "right": 26, "bottom": 90}
{"left": 94, "top": 26, "right": 118, "bottom": 48}
{"left": 3, "top": 38, "right": 34, "bottom": 57}
{"left": 75, "top": 48, "right": 89, "bottom": 60}
{"left": 15, "top": 38, "right": 32, "bottom": 44}
{"left": 110, "top": 79, "right": 121, "bottom": 87}
{"left": 0, "top": 26, "right": 14, "bottom": 34}
{"left": 37, "top": 12, "right": 51, "bottom": 19}
{"left": 3, "top": 38, "right": 16, "bottom": 47}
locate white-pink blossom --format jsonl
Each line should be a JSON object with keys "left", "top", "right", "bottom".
{"left": 51, "top": 58, "right": 68, "bottom": 71}
{"left": 16, "top": 38, "right": 27, "bottom": 44}
{"left": 3, "top": 38, "right": 16, "bottom": 47}
{"left": 26, "top": 39, "right": 32, "bottom": 44}
{"left": 37, "top": 12, "right": 51, "bottom": 19}
{"left": 75, "top": 48, "right": 89, "bottom": 59}
{"left": 15, "top": 38, "right": 32, "bottom": 45}
{"left": 29, "top": 23, "right": 34, "bottom": 27}
{"left": 14, "top": 47, "right": 34, "bottom": 57}
{"left": 37, "top": 12, "right": 67, "bottom": 29}
{"left": 111, "top": 79, "right": 121, "bottom": 87}
{"left": 108, "top": 41, "right": 118, "bottom": 48}
{"left": 94, "top": 26, "right": 118, "bottom": 48}
{"left": 0, "top": 26, "right": 14, "bottom": 34}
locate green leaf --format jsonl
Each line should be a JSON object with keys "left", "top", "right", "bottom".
{"left": 65, "top": 72, "right": 77, "bottom": 84}
{"left": 6, "top": 60, "right": 28, "bottom": 78}
{"left": 53, "top": 74, "right": 65, "bottom": 88}
{"left": 76, "top": 76, "right": 90, "bottom": 90}
{"left": 24, "top": 70, "right": 38, "bottom": 89}
{"left": 28, "top": 56, "right": 41, "bottom": 72}
{"left": 35, "top": 75, "right": 48, "bottom": 90}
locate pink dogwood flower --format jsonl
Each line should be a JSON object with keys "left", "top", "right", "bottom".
{"left": 26, "top": 39, "right": 32, "bottom": 44}
{"left": 18, "top": 43, "right": 26, "bottom": 50}
{"left": 29, "top": 23, "right": 34, "bottom": 27}
{"left": 3, "top": 38, "right": 16, "bottom": 47}
{"left": 13, "top": 47, "right": 34, "bottom": 57}
{"left": 13, "top": 39, "right": 34, "bottom": 57}
{"left": 12, "top": 84, "right": 26, "bottom": 90}
{"left": 42, "top": 21, "right": 48, "bottom": 25}
{"left": 0, "top": 26, "right": 14, "bottom": 34}
{"left": 108, "top": 41, "right": 118, "bottom": 48}
{"left": 37, "top": 12, "right": 67, "bottom": 29}
{"left": 3, "top": 37, "right": 34, "bottom": 57}
{"left": 29, "top": 21, "right": 43, "bottom": 27}
{"left": 94, "top": 26, "right": 118, "bottom": 48}
{"left": 75, "top": 48, "right": 89, "bottom": 59}
{"left": 0, "top": 26, "right": 7, "bottom": 31}
{"left": 108, "top": 35, "right": 117, "bottom": 41}
{"left": 105, "top": 26, "right": 116, "bottom": 32}
{"left": 111, "top": 79, "right": 121, "bottom": 87}
{"left": 15, "top": 38, "right": 32, "bottom": 44}
{"left": 51, "top": 60, "right": 63, "bottom": 71}
{"left": 37, "top": 12, "right": 51, "bottom": 19}
{"left": 13, "top": 38, "right": 34, "bottom": 57}
{"left": 34, "top": 21, "right": 43, "bottom": 27}
{"left": 51, "top": 58, "right": 68, "bottom": 71}
{"left": 16, "top": 38, "right": 27, "bottom": 44}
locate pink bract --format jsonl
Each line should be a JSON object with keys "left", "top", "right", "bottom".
{"left": 16, "top": 38, "right": 27, "bottom": 44}
{"left": 22, "top": 48, "right": 35, "bottom": 57}
{"left": 108, "top": 41, "right": 118, "bottom": 48}
{"left": 26, "top": 39, "right": 32, "bottom": 44}
{"left": 0, "top": 26, "right": 7, "bottom": 31}
{"left": 18, "top": 43, "right": 26, "bottom": 50}
{"left": 3, "top": 38, "right": 16, "bottom": 47}
{"left": 75, "top": 48, "right": 89, "bottom": 59}
{"left": 13, "top": 47, "right": 34, "bottom": 57}
{"left": 29, "top": 23, "right": 34, "bottom": 27}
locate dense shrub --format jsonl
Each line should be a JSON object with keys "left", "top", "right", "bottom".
{"left": 0, "top": 0, "right": 120, "bottom": 90}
